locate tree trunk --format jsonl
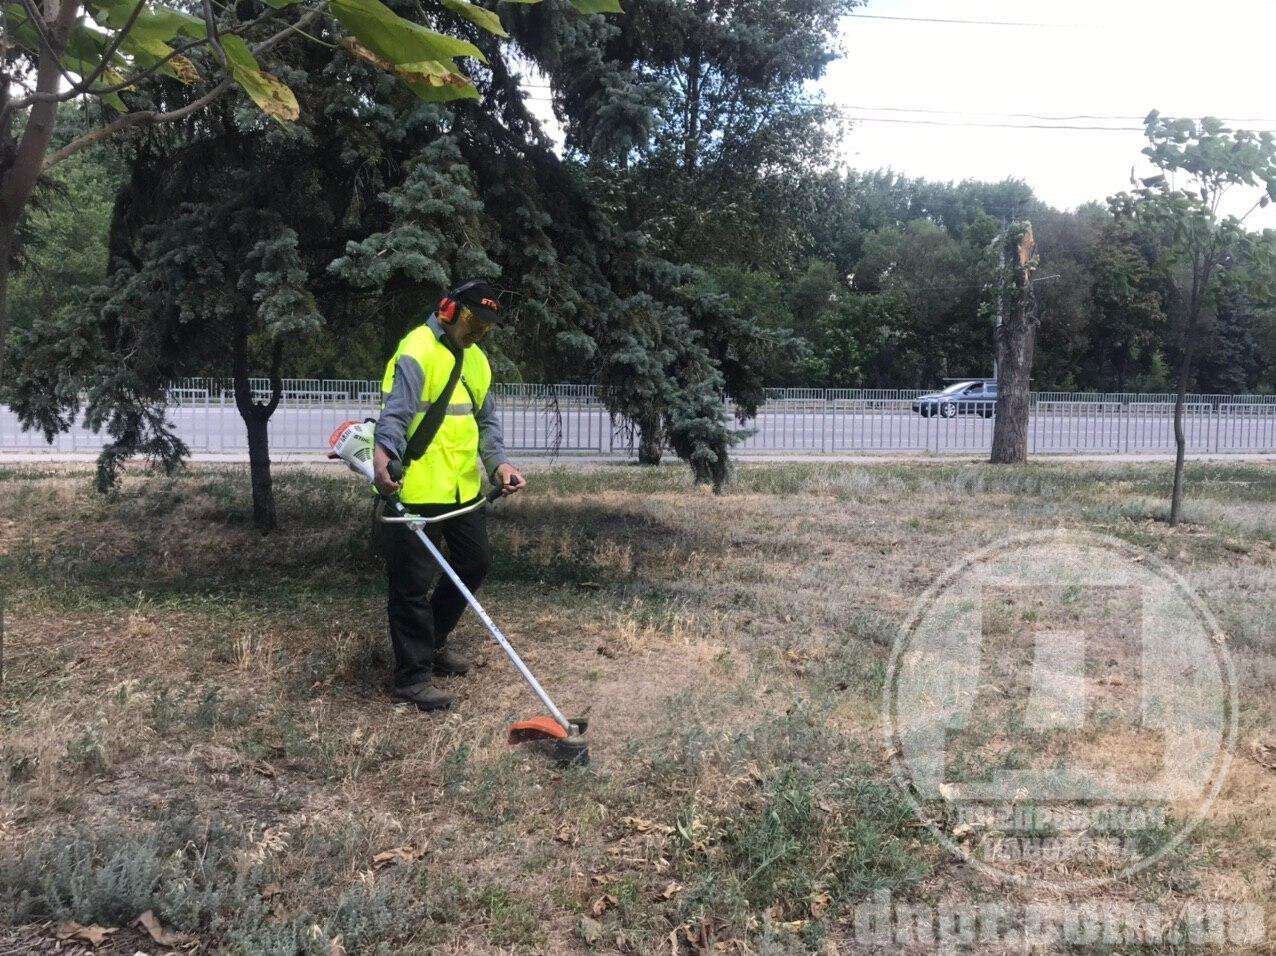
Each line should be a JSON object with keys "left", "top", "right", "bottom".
{"left": 0, "top": 223, "right": 11, "bottom": 387}
{"left": 233, "top": 336, "right": 284, "bottom": 533}
{"left": 990, "top": 223, "right": 1038, "bottom": 465}
{"left": 990, "top": 318, "right": 1037, "bottom": 464}
{"left": 1169, "top": 342, "right": 1196, "bottom": 527}
{"left": 0, "top": 0, "right": 82, "bottom": 377}
{"left": 684, "top": 50, "right": 701, "bottom": 171}
{"left": 637, "top": 412, "right": 664, "bottom": 465}
{"left": 244, "top": 412, "right": 276, "bottom": 531}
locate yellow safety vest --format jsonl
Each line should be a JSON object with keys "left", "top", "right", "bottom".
{"left": 381, "top": 324, "right": 494, "bottom": 505}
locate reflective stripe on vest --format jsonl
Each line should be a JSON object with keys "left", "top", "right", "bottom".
{"left": 377, "top": 396, "right": 475, "bottom": 416}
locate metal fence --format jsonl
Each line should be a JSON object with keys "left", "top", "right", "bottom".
{"left": 2, "top": 382, "right": 1274, "bottom": 457}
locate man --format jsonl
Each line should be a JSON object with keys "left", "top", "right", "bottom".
{"left": 372, "top": 279, "right": 526, "bottom": 712}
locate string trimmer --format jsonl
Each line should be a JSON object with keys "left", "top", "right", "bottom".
{"left": 328, "top": 419, "right": 589, "bottom": 767}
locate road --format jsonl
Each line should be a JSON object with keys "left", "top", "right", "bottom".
{"left": 3, "top": 403, "right": 1274, "bottom": 456}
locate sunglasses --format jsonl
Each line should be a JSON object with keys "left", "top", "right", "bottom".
{"left": 459, "top": 306, "right": 499, "bottom": 336}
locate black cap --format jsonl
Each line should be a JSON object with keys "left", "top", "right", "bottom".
{"left": 450, "top": 279, "right": 502, "bottom": 324}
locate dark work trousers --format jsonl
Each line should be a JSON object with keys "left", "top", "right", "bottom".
{"left": 376, "top": 499, "right": 491, "bottom": 689}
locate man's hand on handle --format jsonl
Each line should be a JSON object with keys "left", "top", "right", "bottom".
{"left": 373, "top": 445, "right": 402, "bottom": 497}
{"left": 493, "top": 462, "right": 526, "bottom": 496}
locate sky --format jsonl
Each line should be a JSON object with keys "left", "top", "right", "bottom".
{"left": 523, "top": 0, "right": 1276, "bottom": 229}
{"left": 821, "top": 0, "right": 1276, "bottom": 228}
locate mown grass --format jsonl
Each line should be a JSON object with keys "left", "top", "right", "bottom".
{"left": 0, "top": 458, "right": 1272, "bottom": 953}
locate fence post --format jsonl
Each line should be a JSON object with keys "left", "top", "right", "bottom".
{"left": 821, "top": 389, "right": 828, "bottom": 453}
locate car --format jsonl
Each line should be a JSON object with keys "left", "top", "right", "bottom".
{"left": 912, "top": 380, "right": 998, "bottom": 418}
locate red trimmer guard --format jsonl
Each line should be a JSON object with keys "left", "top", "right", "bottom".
{"left": 508, "top": 715, "right": 569, "bottom": 744}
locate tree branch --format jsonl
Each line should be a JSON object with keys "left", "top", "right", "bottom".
{"left": 2, "top": 0, "right": 82, "bottom": 211}
{"left": 265, "top": 339, "right": 284, "bottom": 417}
{"left": 203, "top": 0, "right": 231, "bottom": 68}
{"left": 41, "top": 5, "right": 326, "bottom": 170}
{"left": 14, "top": 0, "right": 79, "bottom": 90}
{"left": 41, "top": 78, "right": 233, "bottom": 169}
{"left": 74, "top": 0, "right": 147, "bottom": 94}
{"left": 11, "top": 8, "right": 281, "bottom": 109}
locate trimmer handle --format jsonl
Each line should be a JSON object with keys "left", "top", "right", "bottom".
{"left": 386, "top": 463, "right": 506, "bottom": 503}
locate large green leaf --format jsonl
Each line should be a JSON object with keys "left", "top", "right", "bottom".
{"left": 121, "top": 34, "right": 201, "bottom": 84}
{"left": 397, "top": 57, "right": 480, "bottom": 96}
{"left": 233, "top": 64, "right": 300, "bottom": 120}
{"left": 339, "top": 37, "right": 478, "bottom": 101}
{"left": 439, "top": 0, "right": 506, "bottom": 37}
{"left": 218, "top": 33, "right": 261, "bottom": 72}
{"left": 569, "top": 0, "right": 622, "bottom": 12}
{"left": 219, "top": 33, "right": 298, "bottom": 120}
{"left": 331, "top": 0, "right": 487, "bottom": 66}
{"left": 86, "top": 0, "right": 206, "bottom": 39}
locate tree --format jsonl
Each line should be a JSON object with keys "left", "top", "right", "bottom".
{"left": 988, "top": 221, "right": 1038, "bottom": 464}
{"left": 1194, "top": 232, "right": 1276, "bottom": 394}
{"left": 1086, "top": 217, "right": 1166, "bottom": 392}
{"left": 850, "top": 217, "right": 995, "bottom": 387}
{"left": 503, "top": 0, "right": 857, "bottom": 462}
{"left": 3, "top": 108, "right": 121, "bottom": 344}
{"left": 1111, "top": 113, "right": 1276, "bottom": 525}
{"left": 0, "top": 0, "right": 617, "bottom": 383}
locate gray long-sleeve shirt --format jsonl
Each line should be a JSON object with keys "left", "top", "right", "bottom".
{"left": 374, "top": 314, "right": 511, "bottom": 478}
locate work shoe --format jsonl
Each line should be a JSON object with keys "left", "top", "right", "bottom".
{"left": 433, "top": 648, "right": 471, "bottom": 677}
{"left": 391, "top": 682, "right": 453, "bottom": 712}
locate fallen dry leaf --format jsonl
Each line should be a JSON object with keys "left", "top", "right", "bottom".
{"left": 135, "top": 909, "right": 194, "bottom": 948}
{"left": 656, "top": 880, "right": 683, "bottom": 900}
{"left": 591, "top": 893, "right": 617, "bottom": 917}
{"left": 621, "top": 816, "right": 673, "bottom": 835}
{"left": 371, "top": 844, "right": 424, "bottom": 869}
{"left": 56, "top": 922, "right": 116, "bottom": 947}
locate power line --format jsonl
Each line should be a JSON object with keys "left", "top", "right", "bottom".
{"left": 848, "top": 13, "right": 1082, "bottom": 28}
{"left": 519, "top": 95, "right": 1276, "bottom": 133}
{"left": 517, "top": 87, "right": 1276, "bottom": 127}
{"left": 827, "top": 103, "right": 1276, "bottom": 125}
{"left": 834, "top": 114, "right": 1147, "bottom": 132}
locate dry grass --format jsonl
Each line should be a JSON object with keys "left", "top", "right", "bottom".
{"left": 0, "top": 458, "right": 1272, "bottom": 953}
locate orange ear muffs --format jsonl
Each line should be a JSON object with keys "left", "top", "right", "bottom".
{"left": 438, "top": 296, "right": 458, "bottom": 323}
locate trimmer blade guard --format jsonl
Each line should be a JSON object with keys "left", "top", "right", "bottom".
{"left": 508, "top": 715, "right": 569, "bottom": 744}
{"left": 508, "top": 716, "right": 588, "bottom": 743}
{"left": 509, "top": 716, "right": 590, "bottom": 767}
